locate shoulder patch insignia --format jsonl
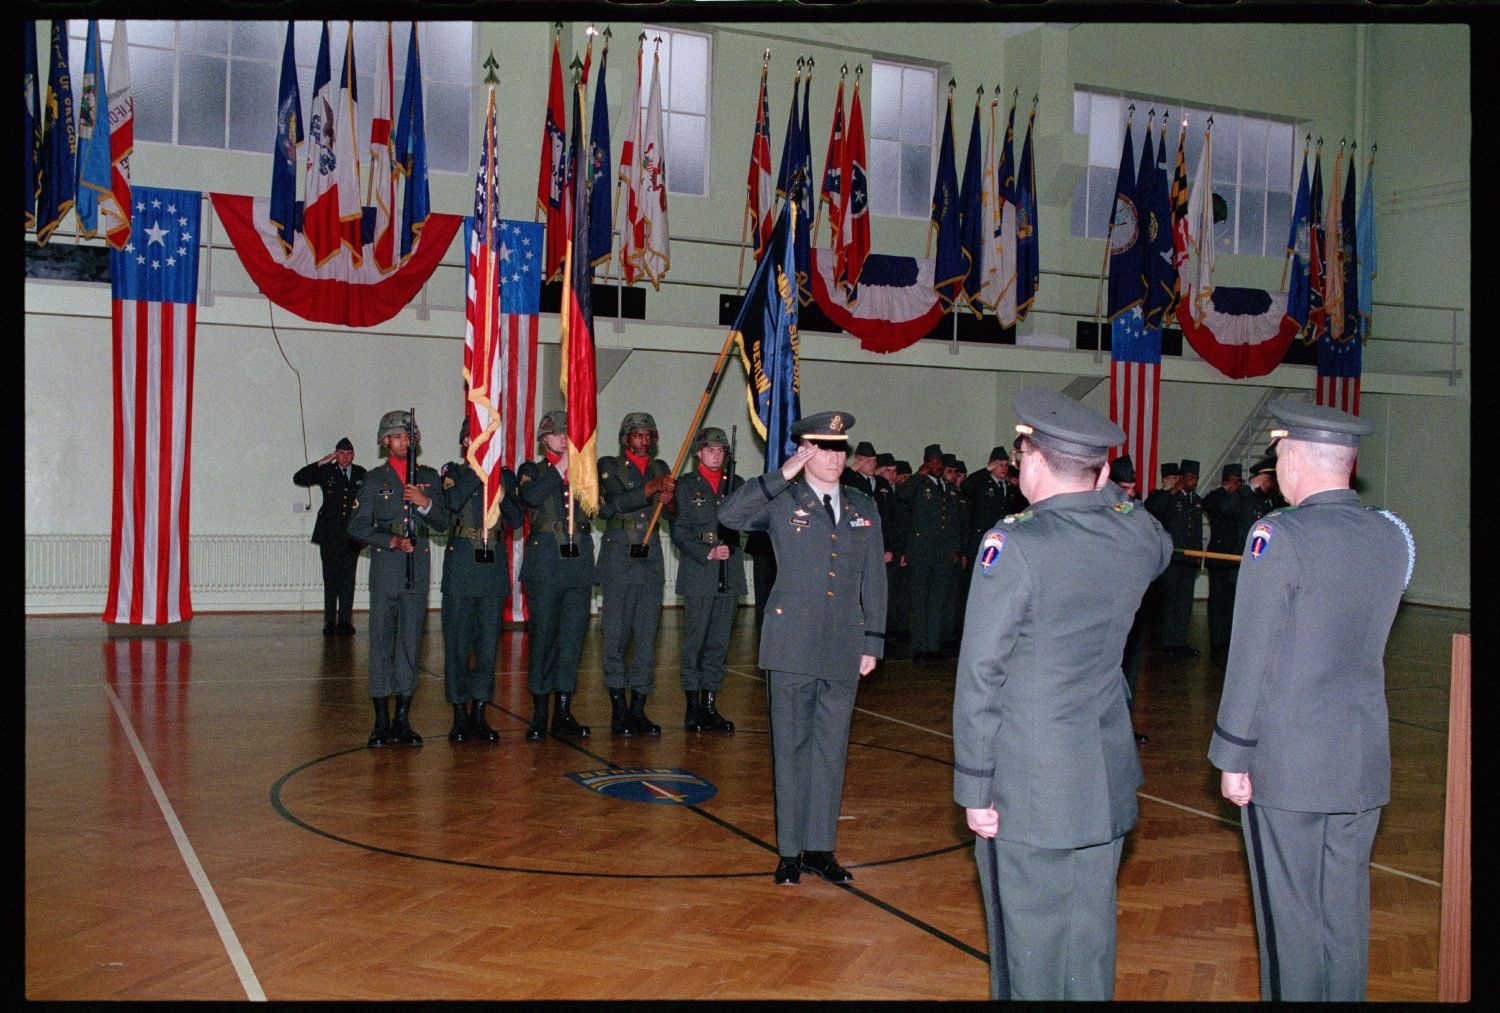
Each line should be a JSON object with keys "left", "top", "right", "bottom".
{"left": 979, "top": 530, "right": 1006, "bottom": 573}
{"left": 1248, "top": 521, "right": 1274, "bottom": 559}
{"left": 1112, "top": 501, "right": 1134, "bottom": 513}
{"left": 442, "top": 476, "right": 455, "bottom": 489}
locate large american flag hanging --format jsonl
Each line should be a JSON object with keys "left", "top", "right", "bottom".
{"left": 104, "top": 186, "right": 202, "bottom": 625}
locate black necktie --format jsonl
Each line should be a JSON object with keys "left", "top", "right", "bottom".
{"left": 823, "top": 493, "right": 836, "bottom": 525}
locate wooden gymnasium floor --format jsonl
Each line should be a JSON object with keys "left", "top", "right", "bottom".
{"left": 23, "top": 600, "right": 1465, "bottom": 1001}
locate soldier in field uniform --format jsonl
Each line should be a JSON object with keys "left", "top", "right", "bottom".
{"left": 348, "top": 411, "right": 451, "bottom": 748}
{"left": 596, "top": 411, "right": 677, "bottom": 736}
{"left": 670, "top": 427, "right": 745, "bottom": 733}
{"left": 516, "top": 410, "right": 594, "bottom": 741}
{"left": 439, "top": 419, "right": 524, "bottom": 743}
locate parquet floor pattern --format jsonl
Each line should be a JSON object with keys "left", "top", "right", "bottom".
{"left": 24, "top": 602, "right": 1464, "bottom": 1001}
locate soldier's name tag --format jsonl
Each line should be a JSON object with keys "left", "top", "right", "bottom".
{"left": 789, "top": 517, "right": 811, "bottom": 528}
{"left": 979, "top": 530, "right": 1005, "bottom": 574}
{"left": 1248, "top": 522, "right": 1274, "bottom": 559}
{"left": 849, "top": 516, "right": 873, "bottom": 528}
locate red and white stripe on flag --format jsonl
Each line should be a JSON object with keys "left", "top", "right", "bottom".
{"left": 1110, "top": 358, "right": 1161, "bottom": 495}
{"left": 105, "top": 186, "right": 201, "bottom": 626}
{"left": 105, "top": 297, "right": 196, "bottom": 625}
{"left": 1316, "top": 376, "right": 1360, "bottom": 416}
{"left": 499, "top": 307, "right": 537, "bottom": 623}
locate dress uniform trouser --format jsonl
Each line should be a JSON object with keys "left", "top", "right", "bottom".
{"left": 886, "top": 559, "right": 908, "bottom": 636}
{"left": 441, "top": 592, "right": 500, "bottom": 704}
{"left": 1158, "top": 564, "right": 1198, "bottom": 648}
{"left": 907, "top": 555, "right": 949, "bottom": 654}
{"left": 1241, "top": 803, "right": 1381, "bottom": 1001}
{"left": 767, "top": 672, "right": 857, "bottom": 856}
{"left": 321, "top": 541, "right": 358, "bottom": 627}
{"left": 977, "top": 832, "right": 1126, "bottom": 1000}
{"left": 601, "top": 579, "right": 662, "bottom": 693}
{"left": 367, "top": 587, "right": 426, "bottom": 697}
{"left": 680, "top": 594, "right": 737, "bottom": 692}
{"left": 525, "top": 582, "right": 590, "bottom": 695}
{"left": 1206, "top": 566, "right": 1238, "bottom": 650}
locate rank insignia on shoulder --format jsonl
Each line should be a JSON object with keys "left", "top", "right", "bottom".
{"left": 979, "top": 530, "right": 1005, "bottom": 573}
{"left": 1249, "top": 521, "right": 1274, "bottom": 559}
{"left": 1112, "top": 501, "right": 1134, "bottom": 513}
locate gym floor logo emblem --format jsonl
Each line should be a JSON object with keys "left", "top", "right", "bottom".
{"left": 566, "top": 767, "right": 718, "bottom": 806}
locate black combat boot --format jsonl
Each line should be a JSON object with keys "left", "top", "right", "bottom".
{"left": 629, "top": 690, "right": 661, "bottom": 737}
{"left": 699, "top": 690, "right": 734, "bottom": 732}
{"left": 368, "top": 697, "right": 391, "bottom": 748}
{"left": 551, "top": 692, "right": 590, "bottom": 737}
{"left": 609, "top": 689, "right": 633, "bottom": 736}
{"left": 391, "top": 693, "right": 423, "bottom": 747}
{"left": 683, "top": 690, "right": 703, "bottom": 732}
{"left": 526, "top": 693, "right": 550, "bottom": 741}
{"left": 471, "top": 700, "right": 499, "bottom": 743}
{"left": 447, "top": 703, "right": 469, "bottom": 743}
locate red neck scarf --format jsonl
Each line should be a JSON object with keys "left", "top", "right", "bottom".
{"left": 697, "top": 464, "right": 721, "bottom": 495}
{"left": 624, "top": 450, "right": 650, "bottom": 475}
{"left": 390, "top": 457, "right": 409, "bottom": 485}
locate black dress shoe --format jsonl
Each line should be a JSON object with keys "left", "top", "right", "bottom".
{"left": 323, "top": 625, "right": 337, "bottom": 635}
{"left": 799, "top": 851, "right": 853, "bottom": 884}
{"left": 337, "top": 622, "right": 357, "bottom": 636}
{"left": 773, "top": 857, "right": 801, "bottom": 885}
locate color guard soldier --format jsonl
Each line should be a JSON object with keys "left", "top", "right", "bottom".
{"left": 670, "top": 427, "right": 745, "bottom": 732}
{"left": 439, "top": 419, "right": 525, "bottom": 743}
{"left": 597, "top": 411, "right": 676, "bottom": 736}
{"left": 1210, "top": 400, "right": 1414, "bottom": 1002}
{"left": 348, "top": 410, "right": 451, "bottom": 748}
{"left": 293, "top": 436, "right": 365, "bottom": 635}
{"left": 516, "top": 410, "right": 594, "bottom": 740}
{"left": 952, "top": 388, "right": 1173, "bottom": 1000}
{"left": 718, "top": 411, "right": 886, "bottom": 886}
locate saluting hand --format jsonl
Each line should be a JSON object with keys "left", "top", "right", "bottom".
{"left": 781, "top": 444, "right": 814, "bottom": 480}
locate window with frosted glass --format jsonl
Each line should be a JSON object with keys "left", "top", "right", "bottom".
{"left": 869, "top": 59, "right": 936, "bottom": 220}
{"left": 640, "top": 26, "right": 711, "bottom": 197}
{"left": 1070, "top": 88, "right": 1299, "bottom": 259}
{"left": 65, "top": 20, "right": 472, "bottom": 172}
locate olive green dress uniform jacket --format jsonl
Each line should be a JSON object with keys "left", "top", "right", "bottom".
{"left": 961, "top": 471, "right": 1019, "bottom": 556}
{"left": 1208, "top": 489, "right": 1413, "bottom": 812}
{"left": 718, "top": 471, "right": 887, "bottom": 675}
{"left": 952, "top": 486, "right": 1173, "bottom": 848}
{"left": 671, "top": 470, "right": 748, "bottom": 598}
{"left": 440, "top": 463, "right": 525, "bottom": 597}
{"left": 294, "top": 460, "right": 367, "bottom": 547}
{"left": 348, "top": 461, "right": 450, "bottom": 592}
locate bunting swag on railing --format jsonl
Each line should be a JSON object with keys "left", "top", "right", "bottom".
{"left": 210, "top": 193, "right": 461, "bottom": 327}
{"left": 104, "top": 186, "right": 202, "bottom": 626}
{"left": 809, "top": 249, "right": 943, "bottom": 354}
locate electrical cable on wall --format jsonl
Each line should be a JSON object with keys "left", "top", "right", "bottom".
{"left": 266, "top": 299, "right": 314, "bottom": 509}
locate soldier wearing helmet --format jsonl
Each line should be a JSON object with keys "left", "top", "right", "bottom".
{"left": 347, "top": 410, "right": 451, "bottom": 748}
{"left": 515, "top": 408, "right": 594, "bottom": 740}
{"left": 670, "top": 426, "right": 745, "bottom": 733}
{"left": 596, "top": 411, "right": 676, "bottom": 736}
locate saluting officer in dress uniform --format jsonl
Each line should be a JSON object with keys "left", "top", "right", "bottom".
{"left": 293, "top": 437, "right": 366, "bottom": 635}
{"left": 1210, "top": 401, "right": 1414, "bottom": 1003}
{"left": 516, "top": 410, "right": 593, "bottom": 740}
{"left": 670, "top": 427, "right": 745, "bottom": 733}
{"left": 348, "top": 411, "right": 452, "bottom": 748}
{"left": 597, "top": 411, "right": 677, "bottom": 736}
{"left": 1159, "top": 458, "right": 1204, "bottom": 657}
{"left": 440, "top": 419, "right": 525, "bottom": 743}
{"left": 1246, "top": 456, "right": 1283, "bottom": 517}
{"left": 953, "top": 388, "right": 1173, "bottom": 1000}
{"left": 718, "top": 411, "right": 886, "bottom": 887}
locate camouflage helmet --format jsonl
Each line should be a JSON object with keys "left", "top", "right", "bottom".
{"left": 537, "top": 410, "right": 568, "bottom": 439}
{"left": 378, "top": 410, "right": 420, "bottom": 443}
{"left": 618, "top": 411, "right": 658, "bottom": 441}
{"left": 691, "top": 426, "right": 729, "bottom": 454}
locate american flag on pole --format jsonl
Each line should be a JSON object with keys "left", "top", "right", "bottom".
{"left": 1109, "top": 116, "right": 1160, "bottom": 494}
{"left": 104, "top": 186, "right": 201, "bottom": 625}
